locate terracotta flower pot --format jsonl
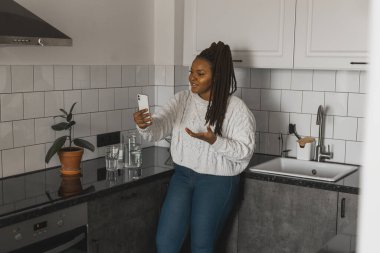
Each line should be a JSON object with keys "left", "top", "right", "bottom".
{"left": 58, "top": 147, "right": 84, "bottom": 175}
{"left": 58, "top": 174, "right": 83, "bottom": 198}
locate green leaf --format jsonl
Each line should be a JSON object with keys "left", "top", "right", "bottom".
{"left": 52, "top": 122, "right": 69, "bottom": 131}
{"left": 45, "top": 136, "right": 68, "bottom": 163}
{"left": 73, "top": 138, "right": 95, "bottom": 152}
{"left": 69, "top": 102, "right": 77, "bottom": 115}
{"left": 67, "top": 103, "right": 77, "bottom": 121}
{"left": 64, "top": 121, "right": 76, "bottom": 130}
{"left": 60, "top": 108, "right": 68, "bottom": 115}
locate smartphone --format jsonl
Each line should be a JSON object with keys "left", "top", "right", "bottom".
{"left": 137, "top": 94, "right": 150, "bottom": 112}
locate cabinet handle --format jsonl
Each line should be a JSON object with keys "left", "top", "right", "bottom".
{"left": 341, "top": 198, "right": 346, "bottom": 218}
{"left": 232, "top": 59, "right": 243, "bottom": 63}
{"left": 350, "top": 62, "right": 368, "bottom": 65}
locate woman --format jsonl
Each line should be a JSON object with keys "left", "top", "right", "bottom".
{"left": 133, "top": 41, "right": 256, "bottom": 253}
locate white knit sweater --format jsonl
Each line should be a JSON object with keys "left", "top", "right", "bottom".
{"left": 137, "top": 90, "right": 256, "bottom": 176}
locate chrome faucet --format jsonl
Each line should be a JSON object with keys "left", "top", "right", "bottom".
{"left": 315, "top": 105, "right": 333, "bottom": 162}
{"left": 279, "top": 133, "right": 291, "bottom": 158}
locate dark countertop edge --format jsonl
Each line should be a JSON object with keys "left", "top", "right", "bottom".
{"left": 0, "top": 170, "right": 174, "bottom": 228}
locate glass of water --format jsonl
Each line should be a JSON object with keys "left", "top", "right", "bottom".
{"left": 123, "top": 130, "right": 143, "bottom": 168}
{"left": 105, "top": 145, "right": 119, "bottom": 171}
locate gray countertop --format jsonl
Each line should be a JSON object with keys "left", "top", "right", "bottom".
{"left": 0, "top": 147, "right": 359, "bottom": 252}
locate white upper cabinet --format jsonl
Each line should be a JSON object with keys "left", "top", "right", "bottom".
{"left": 183, "top": 0, "right": 369, "bottom": 70}
{"left": 294, "top": 0, "right": 369, "bottom": 70}
{"left": 183, "top": 0, "right": 297, "bottom": 68}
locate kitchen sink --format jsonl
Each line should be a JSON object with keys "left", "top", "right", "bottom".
{"left": 249, "top": 158, "right": 358, "bottom": 182}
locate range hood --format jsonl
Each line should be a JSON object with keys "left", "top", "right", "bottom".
{"left": 0, "top": 0, "right": 72, "bottom": 46}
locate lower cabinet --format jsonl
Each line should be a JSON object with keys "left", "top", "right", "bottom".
{"left": 337, "top": 192, "right": 359, "bottom": 235}
{"left": 237, "top": 179, "right": 338, "bottom": 253}
{"left": 88, "top": 177, "right": 170, "bottom": 253}
{"left": 87, "top": 175, "right": 358, "bottom": 253}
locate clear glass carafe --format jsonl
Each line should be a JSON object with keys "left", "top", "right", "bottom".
{"left": 122, "top": 130, "right": 142, "bottom": 168}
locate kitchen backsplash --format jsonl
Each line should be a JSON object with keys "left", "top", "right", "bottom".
{"left": 174, "top": 66, "right": 366, "bottom": 166}
{"left": 0, "top": 65, "right": 366, "bottom": 178}
{"left": 0, "top": 65, "right": 168, "bottom": 178}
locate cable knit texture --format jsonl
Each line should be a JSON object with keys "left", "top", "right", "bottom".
{"left": 137, "top": 90, "right": 256, "bottom": 176}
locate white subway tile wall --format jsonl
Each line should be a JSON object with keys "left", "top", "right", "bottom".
{"left": 171, "top": 66, "right": 367, "bottom": 164}
{"left": 90, "top": 66, "right": 107, "bottom": 88}
{"left": 106, "top": 65, "right": 122, "bottom": 88}
{"left": 291, "top": 70, "right": 313, "bottom": 91}
{"left": 0, "top": 66, "right": 11, "bottom": 93}
{"left": 99, "top": 88, "right": 115, "bottom": 111}
{"left": 73, "top": 65, "right": 90, "bottom": 90}
{"left": 12, "top": 66, "right": 33, "bottom": 93}
{"left": 54, "top": 66, "right": 73, "bottom": 90}
{"left": 313, "top": 70, "right": 336, "bottom": 91}
{"left": 0, "top": 65, "right": 367, "bottom": 178}
{"left": 251, "top": 69, "right": 270, "bottom": 89}
{"left": 172, "top": 68, "right": 366, "bottom": 166}
{"left": 0, "top": 65, "right": 157, "bottom": 178}
{"left": 271, "top": 69, "right": 291, "bottom": 89}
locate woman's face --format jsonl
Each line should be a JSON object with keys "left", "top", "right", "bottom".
{"left": 189, "top": 58, "right": 213, "bottom": 101}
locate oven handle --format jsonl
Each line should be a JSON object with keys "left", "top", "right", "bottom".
{"left": 44, "top": 233, "right": 86, "bottom": 253}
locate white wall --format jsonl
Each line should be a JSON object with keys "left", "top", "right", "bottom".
{"left": 0, "top": 0, "right": 155, "bottom": 65}
{"left": 154, "top": 0, "right": 184, "bottom": 65}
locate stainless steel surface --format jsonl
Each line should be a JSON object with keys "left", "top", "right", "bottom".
{"left": 0, "top": 203, "right": 87, "bottom": 252}
{"left": 0, "top": 0, "right": 72, "bottom": 46}
{"left": 316, "top": 105, "right": 333, "bottom": 162}
{"left": 0, "top": 36, "right": 72, "bottom": 46}
{"left": 279, "top": 133, "right": 291, "bottom": 158}
{"left": 250, "top": 157, "right": 358, "bottom": 182}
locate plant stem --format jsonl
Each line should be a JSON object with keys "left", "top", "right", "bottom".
{"left": 69, "top": 128, "right": 72, "bottom": 147}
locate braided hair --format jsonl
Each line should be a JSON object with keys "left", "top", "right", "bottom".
{"left": 197, "top": 41, "right": 237, "bottom": 136}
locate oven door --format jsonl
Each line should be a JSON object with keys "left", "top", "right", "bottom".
{"left": 10, "top": 225, "right": 87, "bottom": 253}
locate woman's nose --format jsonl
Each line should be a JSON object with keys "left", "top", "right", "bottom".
{"left": 189, "top": 73, "right": 196, "bottom": 82}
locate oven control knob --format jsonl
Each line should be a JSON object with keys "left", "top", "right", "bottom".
{"left": 57, "top": 219, "right": 64, "bottom": 227}
{"left": 14, "top": 233, "right": 22, "bottom": 241}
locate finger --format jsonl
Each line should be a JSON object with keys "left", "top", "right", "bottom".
{"left": 136, "top": 108, "right": 148, "bottom": 116}
{"left": 185, "top": 128, "right": 195, "bottom": 137}
{"left": 137, "top": 120, "right": 152, "bottom": 128}
{"left": 207, "top": 125, "right": 213, "bottom": 133}
{"left": 141, "top": 113, "right": 151, "bottom": 119}
{"left": 185, "top": 128, "right": 203, "bottom": 139}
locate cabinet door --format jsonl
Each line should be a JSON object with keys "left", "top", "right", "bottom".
{"left": 238, "top": 179, "right": 338, "bottom": 253}
{"left": 183, "top": 0, "right": 296, "bottom": 68}
{"left": 294, "top": 0, "right": 369, "bottom": 70}
{"left": 88, "top": 179, "right": 165, "bottom": 253}
{"left": 337, "top": 192, "right": 359, "bottom": 235}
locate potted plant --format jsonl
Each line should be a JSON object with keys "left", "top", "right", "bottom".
{"left": 45, "top": 102, "right": 95, "bottom": 175}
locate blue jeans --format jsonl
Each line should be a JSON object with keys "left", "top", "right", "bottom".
{"left": 156, "top": 164, "right": 240, "bottom": 253}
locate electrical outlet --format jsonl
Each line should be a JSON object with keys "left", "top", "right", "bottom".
{"left": 97, "top": 131, "right": 120, "bottom": 147}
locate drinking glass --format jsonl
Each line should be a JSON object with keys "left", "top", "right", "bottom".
{"left": 105, "top": 145, "right": 119, "bottom": 171}
{"left": 122, "top": 130, "right": 143, "bottom": 168}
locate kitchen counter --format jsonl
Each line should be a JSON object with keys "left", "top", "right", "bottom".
{"left": 246, "top": 154, "right": 360, "bottom": 194}
{"left": 0, "top": 147, "right": 359, "bottom": 252}
{"left": 0, "top": 147, "right": 174, "bottom": 228}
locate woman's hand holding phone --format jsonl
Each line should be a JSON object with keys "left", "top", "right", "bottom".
{"left": 133, "top": 108, "right": 152, "bottom": 129}
{"left": 134, "top": 94, "right": 152, "bottom": 129}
